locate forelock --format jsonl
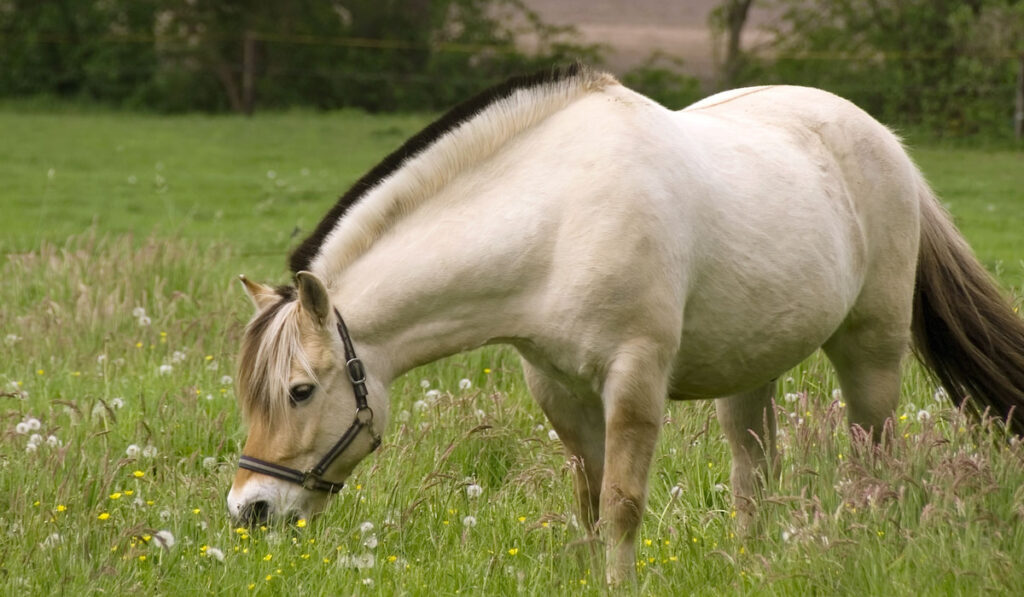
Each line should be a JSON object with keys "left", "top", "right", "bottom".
{"left": 236, "top": 289, "right": 317, "bottom": 424}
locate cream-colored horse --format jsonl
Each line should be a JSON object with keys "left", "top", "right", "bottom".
{"left": 227, "top": 65, "right": 1024, "bottom": 583}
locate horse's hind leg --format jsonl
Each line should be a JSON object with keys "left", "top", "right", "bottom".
{"left": 522, "top": 361, "right": 605, "bottom": 535}
{"left": 715, "top": 383, "right": 778, "bottom": 531}
{"left": 823, "top": 317, "right": 910, "bottom": 442}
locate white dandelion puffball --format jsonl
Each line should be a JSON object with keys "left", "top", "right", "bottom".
{"left": 126, "top": 444, "right": 141, "bottom": 457}
{"left": 153, "top": 530, "right": 175, "bottom": 549}
{"left": 412, "top": 400, "right": 427, "bottom": 412}
{"left": 159, "top": 509, "right": 171, "bottom": 522}
{"left": 463, "top": 515, "right": 477, "bottom": 528}
{"left": 15, "top": 422, "right": 29, "bottom": 435}
{"left": 425, "top": 389, "right": 441, "bottom": 400}
{"left": 171, "top": 351, "right": 186, "bottom": 363}
{"left": 363, "top": 535, "right": 378, "bottom": 549}
{"left": 458, "top": 378, "right": 472, "bottom": 390}
{"left": 917, "top": 410, "right": 931, "bottom": 422}
{"left": 419, "top": 379, "right": 430, "bottom": 389}
{"left": 138, "top": 315, "right": 152, "bottom": 327}
{"left": 784, "top": 392, "right": 799, "bottom": 403}
{"left": 669, "top": 486, "right": 683, "bottom": 499}
{"left": 110, "top": 397, "right": 124, "bottom": 409}
{"left": 831, "top": 388, "right": 843, "bottom": 400}
{"left": 158, "top": 364, "right": 172, "bottom": 375}
{"left": 359, "top": 521, "right": 374, "bottom": 534}
{"left": 202, "top": 457, "right": 217, "bottom": 470}
{"left": 28, "top": 434, "right": 43, "bottom": 447}
{"left": 132, "top": 307, "right": 146, "bottom": 318}
{"left": 25, "top": 443, "right": 37, "bottom": 453}
{"left": 142, "top": 445, "right": 158, "bottom": 458}
{"left": 26, "top": 418, "right": 40, "bottom": 431}
{"left": 46, "top": 435, "right": 60, "bottom": 447}
{"left": 713, "top": 483, "right": 727, "bottom": 493}
{"left": 205, "top": 547, "right": 225, "bottom": 562}
{"left": 548, "top": 429, "right": 559, "bottom": 442}
{"left": 220, "top": 375, "right": 233, "bottom": 385}
{"left": 466, "top": 483, "right": 483, "bottom": 498}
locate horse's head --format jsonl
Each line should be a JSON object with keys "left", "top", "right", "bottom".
{"left": 227, "top": 272, "right": 386, "bottom": 526}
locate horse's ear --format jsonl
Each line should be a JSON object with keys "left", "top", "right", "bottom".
{"left": 295, "top": 271, "right": 331, "bottom": 328}
{"left": 238, "top": 275, "right": 278, "bottom": 311}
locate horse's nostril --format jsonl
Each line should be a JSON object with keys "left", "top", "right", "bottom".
{"left": 239, "top": 500, "right": 271, "bottom": 526}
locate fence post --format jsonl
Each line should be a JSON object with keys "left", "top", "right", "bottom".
{"left": 1016, "top": 53, "right": 1023, "bottom": 141}
{"left": 242, "top": 31, "right": 256, "bottom": 116}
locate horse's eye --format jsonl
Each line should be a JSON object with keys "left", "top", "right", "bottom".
{"left": 289, "top": 384, "right": 316, "bottom": 405}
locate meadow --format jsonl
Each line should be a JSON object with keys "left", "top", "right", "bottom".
{"left": 1, "top": 106, "right": 1022, "bottom": 596}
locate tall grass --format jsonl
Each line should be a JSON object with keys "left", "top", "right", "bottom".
{"left": 1, "top": 228, "right": 1022, "bottom": 595}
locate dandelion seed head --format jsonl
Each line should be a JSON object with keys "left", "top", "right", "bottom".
{"left": 784, "top": 392, "right": 799, "bottom": 403}
{"left": 15, "top": 422, "right": 29, "bottom": 435}
{"left": 831, "top": 388, "right": 842, "bottom": 400}
{"left": 142, "top": 445, "right": 157, "bottom": 458}
{"left": 359, "top": 521, "right": 374, "bottom": 534}
{"left": 159, "top": 509, "right": 171, "bottom": 522}
{"left": 425, "top": 389, "right": 441, "bottom": 400}
{"left": 158, "top": 364, "right": 172, "bottom": 375}
{"left": 220, "top": 375, "right": 233, "bottom": 385}
{"left": 202, "top": 457, "right": 217, "bottom": 470}
{"left": 713, "top": 483, "right": 726, "bottom": 493}
{"left": 25, "top": 443, "right": 37, "bottom": 453}
{"left": 153, "top": 530, "right": 176, "bottom": 549}
{"left": 466, "top": 483, "right": 483, "bottom": 498}
{"left": 110, "top": 397, "right": 125, "bottom": 409}
{"left": 413, "top": 400, "right": 427, "bottom": 412}
{"left": 205, "top": 546, "right": 224, "bottom": 562}
{"left": 171, "top": 351, "right": 186, "bottom": 363}
{"left": 917, "top": 410, "right": 931, "bottom": 422}
{"left": 126, "top": 444, "right": 141, "bottom": 458}
{"left": 669, "top": 485, "right": 683, "bottom": 499}
{"left": 363, "top": 535, "right": 378, "bottom": 549}
{"left": 463, "top": 515, "right": 477, "bottom": 527}
{"left": 419, "top": 379, "right": 430, "bottom": 389}
{"left": 26, "top": 418, "right": 40, "bottom": 431}
{"left": 138, "top": 315, "right": 152, "bottom": 327}
{"left": 46, "top": 435, "right": 60, "bottom": 447}
{"left": 458, "top": 378, "right": 472, "bottom": 390}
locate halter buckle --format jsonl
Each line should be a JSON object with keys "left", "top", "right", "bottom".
{"left": 355, "top": 406, "right": 374, "bottom": 425}
{"left": 300, "top": 471, "right": 320, "bottom": 491}
{"left": 346, "top": 357, "right": 367, "bottom": 384}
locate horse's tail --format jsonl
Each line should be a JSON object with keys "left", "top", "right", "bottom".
{"left": 911, "top": 177, "right": 1024, "bottom": 434}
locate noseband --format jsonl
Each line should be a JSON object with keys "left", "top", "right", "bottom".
{"left": 237, "top": 307, "right": 382, "bottom": 493}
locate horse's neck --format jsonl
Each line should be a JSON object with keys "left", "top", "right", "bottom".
{"left": 325, "top": 179, "right": 545, "bottom": 381}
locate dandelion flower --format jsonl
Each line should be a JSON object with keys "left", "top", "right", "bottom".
{"left": 138, "top": 315, "right": 152, "bottom": 327}
{"left": 29, "top": 434, "right": 43, "bottom": 446}
{"left": 159, "top": 509, "right": 171, "bottom": 522}
{"left": 362, "top": 578, "right": 374, "bottom": 586}
{"left": 110, "top": 397, "right": 124, "bottom": 409}
{"left": 153, "top": 530, "right": 175, "bottom": 549}
{"left": 917, "top": 410, "right": 931, "bottom": 422}
{"left": 458, "top": 378, "right": 472, "bottom": 390}
{"left": 508, "top": 548, "right": 518, "bottom": 556}
{"left": 132, "top": 307, "right": 146, "bottom": 318}
{"left": 126, "top": 444, "right": 141, "bottom": 457}
{"left": 419, "top": 379, "right": 430, "bottom": 389}
{"left": 463, "top": 516, "right": 477, "bottom": 528}
{"left": 359, "top": 521, "right": 374, "bottom": 534}
{"left": 413, "top": 400, "right": 427, "bottom": 412}
{"left": 158, "top": 364, "right": 172, "bottom": 375}
{"left": 15, "top": 422, "right": 29, "bottom": 435}
{"left": 206, "top": 546, "right": 225, "bottom": 562}
{"left": 363, "top": 535, "right": 378, "bottom": 549}
{"left": 670, "top": 485, "right": 683, "bottom": 499}
{"left": 171, "top": 351, "right": 186, "bottom": 363}
{"left": 784, "top": 392, "right": 799, "bottom": 403}
{"left": 466, "top": 483, "right": 483, "bottom": 498}
{"left": 425, "top": 389, "right": 441, "bottom": 400}
{"left": 220, "top": 375, "right": 233, "bottom": 385}
{"left": 98, "top": 512, "right": 110, "bottom": 520}
{"left": 25, "top": 443, "right": 37, "bottom": 453}
{"left": 142, "top": 446, "right": 157, "bottom": 458}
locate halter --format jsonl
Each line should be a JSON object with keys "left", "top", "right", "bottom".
{"left": 237, "top": 307, "right": 381, "bottom": 493}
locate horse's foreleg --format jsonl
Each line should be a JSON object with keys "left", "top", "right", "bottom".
{"left": 600, "top": 341, "right": 670, "bottom": 585}
{"left": 522, "top": 361, "right": 605, "bottom": 534}
{"left": 715, "top": 383, "right": 778, "bottom": 533}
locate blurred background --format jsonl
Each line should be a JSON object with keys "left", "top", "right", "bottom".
{"left": 1, "top": 0, "right": 1022, "bottom": 141}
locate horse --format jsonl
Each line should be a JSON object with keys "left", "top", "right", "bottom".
{"left": 226, "top": 64, "right": 1024, "bottom": 584}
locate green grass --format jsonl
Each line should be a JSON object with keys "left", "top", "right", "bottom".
{"left": 0, "top": 107, "right": 1022, "bottom": 596}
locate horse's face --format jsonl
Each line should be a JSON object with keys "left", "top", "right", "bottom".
{"left": 227, "top": 273, "right": 385, "bottom": 526}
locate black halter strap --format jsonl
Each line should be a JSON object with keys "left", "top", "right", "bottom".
{"left": 237, "top": 307, "right": 381, "bottom": 494}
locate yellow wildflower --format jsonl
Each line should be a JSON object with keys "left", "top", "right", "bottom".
{"left": 98, "top": 512, "right": 110, "bottom": 520}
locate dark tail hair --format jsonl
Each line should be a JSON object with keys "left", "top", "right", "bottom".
{"left": 911, "top": 179, "right": 1024, "bottom": 435}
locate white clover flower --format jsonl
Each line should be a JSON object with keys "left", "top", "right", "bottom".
{"left": 171, "top": 351, "right": 186, "bottom": 363}
{"left": 205, "top": 546, "right": 225, "bottom": 562}
{"left": 359, "top": 521, "right": 374, "bottom": 534}
{"left": 202, "top": 457, "right": 217, "bottom": 470}
{"left": 412, "top": 400, "right": 427, "bottom": 412}
{"left": 419, "top": 379, "right": 430, "bottom": 389}
{"left": 153, "top": 529, "right": 175, "bottom": 549}
{"left": 142, "top": 445, "right": 158, "bottom": 458}
{"left": 26, "top": 418, "right": 40, "bottom": 431}
{"left": 917, "top": 410, "right": 931, "bottom": 422}
{"left": 363, "top": 535, "right": 378, "bottom": 549}
{"left": 466, "top": 483, "right": 483, "bottom": 498}
{"left": 548, "top": 429, "right": 559, "bottom": 442}
{"left": 533, "top": 424, "right": 545, "bottom": 432}
{"left": 126, "top": 444, "right": 141, "bottom": 457}
{"left": 158, "top": 364, "right": 172, "bottom": 375}
{"left": 462, "top": 515, "right": 477, "bottom": 528}
{"left": 458, "top": 378, "right": 472, "bottom": 391}
{"left": 669, "top": 485, "right": 683, "bottom": 499}
{"left": 46, "top": 435, "right": 60, "bottom": 447}
{"left": 219, "top": 375, "right": 233, "bottom": 385}
{"left": 15, "top": 422, "right": 29, "bottom": 435}
{"left": 110, "top": 397, "right": 124, "bottom": 409}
